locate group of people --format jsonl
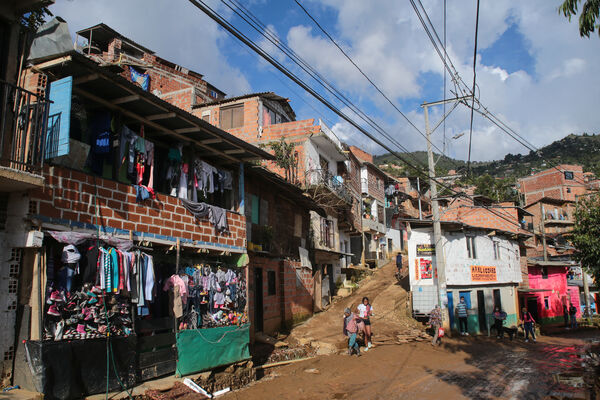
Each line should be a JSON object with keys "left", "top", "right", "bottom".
{"left": 342, "top": 297, "right": 374, "bottom": 356}
{"left": 425, "top": 296, "right": 576, "bottom": 345}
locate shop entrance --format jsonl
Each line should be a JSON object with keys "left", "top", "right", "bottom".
{"left": 527, "top": 297, "right": 539, "bottom": 322}
{"left": 254, "top": 267, "right": 264, "bottom": 332}
{"left": 477, "top": 290, "right": 487, "bottom": 333}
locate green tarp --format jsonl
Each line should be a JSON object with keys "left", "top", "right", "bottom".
{"left": 175, "top": 324, "right": 251, "bottom": 377}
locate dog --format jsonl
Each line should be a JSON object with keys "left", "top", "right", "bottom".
{"left": 491, "top": 325, "right": 518, "bottom": 340}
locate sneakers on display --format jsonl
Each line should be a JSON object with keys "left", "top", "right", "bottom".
{"left": 47, "top": 305, "right": 61, "bottom": 316}
{"left": 76, "top": 324, "right": 86, "bottom": 334}
{"left": 50, "top": 291, "right": 65, "bottom": 303}
{"left": 91, "top": 286, "right": 102, "bottom": 295}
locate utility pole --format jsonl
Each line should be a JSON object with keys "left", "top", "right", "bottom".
{"left": 421, "top": 95, "right": 471, "bottom": 330}
{"left": 582, "top": 264, "right": 591, "bottom": 322}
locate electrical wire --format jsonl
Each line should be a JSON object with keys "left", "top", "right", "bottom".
{"left": 223, "top": 0, "right": 435, "bottom": 172}
{"left": 466, "top": 0, "right": 480, "bottom": 175}
{"left": 188, "top": 0, "right": 530, "bottom": 232}
{"left": 293, "top": 0, "right": 446, "bottom": 155}
{"left": 409, "top": 0, "right": 589, "bottom": 188}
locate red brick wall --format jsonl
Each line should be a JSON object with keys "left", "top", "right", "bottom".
{"left": 30, "top": 166, "right": 246, "bottom": 248}
{"left": 519, "top": 165, "right": 586, "bottom": 205}
{"left": 247, "top": 257, "right": 313, "bottom": 335}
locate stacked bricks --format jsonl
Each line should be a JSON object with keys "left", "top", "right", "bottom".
{"left": 30, "top": 165, "right": 245, "bottom": 249}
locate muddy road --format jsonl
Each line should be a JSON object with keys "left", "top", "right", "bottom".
{"left": 222, "top": 332, "right": 597, "bottom": 400}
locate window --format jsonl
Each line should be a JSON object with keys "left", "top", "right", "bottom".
{"left": 493, "top": 241, "right": 501, "bottom": 260}
{"left": 377, "top": 178, "right": 382, "bottom": 190}
{"left": 466, "top": 236, "right": 477, "bottom": 259}
{"left": 564, "top": 171, "right": 574, "bottom": 180}
{"left": 544, "top": 296, "right": 550, "bottom": 310}
{"left": 320, "top": 218, "right": 334, "bottom": 248}
{"left": 267, "top": 270, "right": 276, "bottom": 295}
{"left": 219, "top": 104, "right": 244, "bottom": 130}
{"left": 209, "top": 90, "right": 218, "bottom": 98}
{"left": 541, "top": 266, "right": 548, "bottom": 279}
{"left": 201, "top": 111, "right": 210, "bottom": 122}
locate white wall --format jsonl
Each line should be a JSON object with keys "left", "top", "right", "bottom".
{"left": 408, "top": 227, "right": 522, "bottom": 289}
{"left": 386, "top": 228, "right": 402, "bottom": 253}
{"left": 304, "top": 139, "right": 338, "bottom": 178}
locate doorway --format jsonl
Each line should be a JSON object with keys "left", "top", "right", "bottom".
{"left": 477, "top": 290, "right": 487, "bottom": 333}
{"left": 254, "top": 268, "right": 264, "bottom": 332}
{"left": 493, "top": 289, "right": 502, "bottom": 310}
{"left": 527, "top": 297, "right": 539, "bottom": 322}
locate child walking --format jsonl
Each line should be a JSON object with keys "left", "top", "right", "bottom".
{"left": 343, "top": 308, "right": 361, "bottom": 356}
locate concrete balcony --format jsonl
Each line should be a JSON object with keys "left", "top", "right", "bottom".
{"left": 305, "top": 168, "right": 353, "bottom": 205}
{"left": 0, "top": 80, "right": 50, "bottom": 191}
{"left": 362, "top": 216, "right": 385, "bottom": 234}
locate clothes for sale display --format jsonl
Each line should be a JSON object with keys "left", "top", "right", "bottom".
{"left": 80, "top": 245, "right": 99, "bottom": 284}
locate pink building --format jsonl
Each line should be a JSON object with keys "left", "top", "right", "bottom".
{"left": 521, "top": 261, "right": 580, "bottom": 325}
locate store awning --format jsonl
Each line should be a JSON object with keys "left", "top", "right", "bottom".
{"left": 517, "top": 287, "right": 553, "bottom": 293}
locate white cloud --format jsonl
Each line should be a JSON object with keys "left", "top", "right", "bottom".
{"left": 50, "top": 0, "right": 251, "bottom": 96}
{"left": 289, "top": 0, "right": 600, "bottom": 161}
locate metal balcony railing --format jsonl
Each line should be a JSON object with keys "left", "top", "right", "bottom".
{"left": 305, "top": 168, "right": 352, "bottom": 204}
{"left": 0, "top": 80, "right": 51, "bottom": 174}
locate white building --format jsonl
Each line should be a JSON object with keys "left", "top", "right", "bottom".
{"left": 408, "top": 222, "right": 523, "bottom": 334}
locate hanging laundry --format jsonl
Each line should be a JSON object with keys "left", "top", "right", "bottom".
{"left": 130, "top": 67, "right": 150, "bottom": 91}
{"left": 89, "top": 110, "right": 112, "bottom": 175}
{"left": 180, "top": 199, "right": 229, "bottom": 233}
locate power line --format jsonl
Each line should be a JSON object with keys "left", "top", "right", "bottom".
{"left": 409, "top": 0, "right": 589, "bottom": 188}
{"left": 187, "top": 0, "right": 530, "bottom": 232}
{"left": 222, "top": 0, "right": 443, "bottom": 173}
{"left": 293, "top": 0, "right": 447, "bottom": 156}
{"left": 466, "top": 0, "right": 481, "bottom": 174}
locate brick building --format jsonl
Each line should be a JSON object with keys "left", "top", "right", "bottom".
{"left": 243, "top": 166, "right": 320, "bottom": 334}
{"left": 349, "top": 146, "right": 388, "bottom": 266}
{"left": 518, "top": 164, "right": 587, "bottom": 205}
{"left": 8, "top": 47, "right": 278, "bottom": 394}
{"left": 74, "top": 23, "right": 226, "bottom": 113}
{"left": 194, "top": 92, "right": 361, "bottom": 310}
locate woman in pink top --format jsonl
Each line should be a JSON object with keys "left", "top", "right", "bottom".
{"left": 521, "top": 307, "right": 536, "bottom": 343}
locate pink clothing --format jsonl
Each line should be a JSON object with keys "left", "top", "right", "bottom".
{"left": 163, "top": 274, "right": 188, "bottom": 304}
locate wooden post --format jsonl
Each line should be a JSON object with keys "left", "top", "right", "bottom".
{"left": 174, "top": 238, "right": 180, "bottom": 333}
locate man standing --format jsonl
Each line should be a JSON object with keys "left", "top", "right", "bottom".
{"left": 569, "top": 303, "right": 578, "bottom": 329}
{"left": 455, "top": 296, "right": 469, "bottom": 336}
{"left": 429, "top": 305, "right": 443, "bottom": 346}
{"left": 563, "top": 304, "right": 569, "bottom": 328}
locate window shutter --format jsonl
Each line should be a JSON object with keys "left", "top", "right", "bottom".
{"left": 232, "top": 105, "right": 244, "bottom": 128}
{"left": 45, "top": 76, "right": 72, "bottom": 159}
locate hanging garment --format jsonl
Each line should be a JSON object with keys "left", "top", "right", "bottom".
{"left": 180, "top": 199, "right": 229, "bottom": 233}
{"left": 163, "top": 274, "right": 188, "bottom": 304}
{"left": 218, "top": 169, "right": 233, "bottom": 191}
{"left": 178, "top": 163, "right": 189, "bottom": 199}
{"left": 89, "top": 111, "right": 112, "bottom": 175}
{"left": 80, "top": 245, "right": 99, "bottom": 284}
{"left": 130, "top": 67, "right": 150, "bottom": 91}
{"left": 145, "top": 141, "right": 155, "bottom": 189}
{"left": 199, "top": 161, "right": 217, "bottom": 195}
{"left": 144, "top": 254, "right": 155, "bottom": 302}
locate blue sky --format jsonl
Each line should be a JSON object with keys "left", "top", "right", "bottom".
{"left": 50, "top": 0, "right": 600, "bottom": 162}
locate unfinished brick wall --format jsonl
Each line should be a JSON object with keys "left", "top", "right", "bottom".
{"left": 29, "top": 166, "right": 246, "bottom": 250}
{"left": 519, "top": 164, "right": 587, "bottom": 204}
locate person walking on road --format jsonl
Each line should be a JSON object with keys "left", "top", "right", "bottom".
{"left": 429, "top": 305, "right": 443, "bottom": 346}
{"left": 357, "top": 297, "right": 374, "bottom": 351}
{"left": 343, "top": 308, "right": 360, "bottom": 356}
{"left": 521, "top": 307, "right": 536, "bottom": 343}
{"left": 493, "top": 306, "right": 507, "bottom": 339}
{"left": 569, "top": 303, "right": 578, "bottom": 329}
{"left": 455, "top": 296, "right": 469, "bottom": 336}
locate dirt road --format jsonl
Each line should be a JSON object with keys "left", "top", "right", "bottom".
{"left": 287, "top": 260, "right": 421, "bottom": 351}
{"left": 222, "top": 333, "right": 596, "bottom": 400}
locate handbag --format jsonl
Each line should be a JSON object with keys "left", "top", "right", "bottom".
{"left": 438, "top": 327, "right": 445, "bottom": 337}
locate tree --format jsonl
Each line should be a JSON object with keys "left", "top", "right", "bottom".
{"left": 571, "top": 193, "right": 600, "bottom": 283}
{"left": 559, "top": 0, "right": 600, "bottom": 38}
{"left": 20, "top": 2, "right": 53, "bottom": 32}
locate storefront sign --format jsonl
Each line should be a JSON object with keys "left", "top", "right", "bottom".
{"left": 471, "top": 265, "right": 497, "bottom": 282}
{"left": 416, "top": 244, "right": 435, "bottom": 256}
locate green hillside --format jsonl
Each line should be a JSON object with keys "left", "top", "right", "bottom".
{"left": 374, "top": 133, "right": 600, "bottom": 179}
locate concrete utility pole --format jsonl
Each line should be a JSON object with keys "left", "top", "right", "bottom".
{"left": 421, "top": 95, "right": 472, "bottom": 330}
{"left": 582, "top": 263, "right": 592, "bottom": 322}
